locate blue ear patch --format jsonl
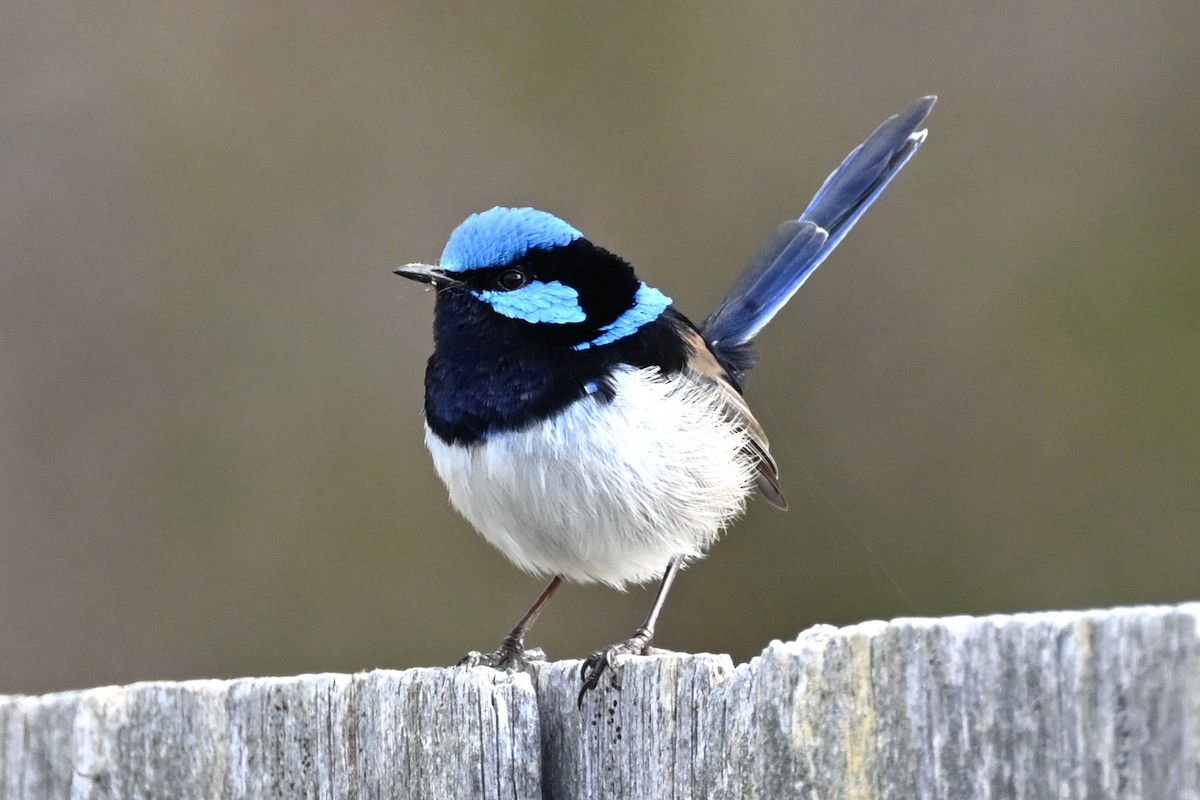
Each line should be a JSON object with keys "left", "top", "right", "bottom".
{"left": 477, "top": 280, "right": 586, "bottom": 325}
{"left": 574, "top": 283, "right": 671, "bottom": 350}
{"left": 441, "top": 207, "right": 584, "bottom": 272}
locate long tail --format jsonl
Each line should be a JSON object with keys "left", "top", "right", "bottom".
{"left": 702, "top": 96, "right": 935, "bottom": 374}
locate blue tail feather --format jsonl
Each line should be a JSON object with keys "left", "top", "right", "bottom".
{"left": 702, "top": 96, "right": 935, "bottom": 364}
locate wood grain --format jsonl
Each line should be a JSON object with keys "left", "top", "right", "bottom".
{"left": 3, "top": 604, "right": 1197, "bottom": 799}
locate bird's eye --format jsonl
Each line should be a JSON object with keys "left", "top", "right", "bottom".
{"left": 497, "top": 269, "right": 528, "bottom": 291}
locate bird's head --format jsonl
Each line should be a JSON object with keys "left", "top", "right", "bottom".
{"left": 396, "top": 207, "right": 671, "bottom": 351}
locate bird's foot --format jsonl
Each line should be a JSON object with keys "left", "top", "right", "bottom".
{"left": 458, "top": 636, "right": 546, "bottom": 671}
{"left": 577, "top": 630, "right": 653, "bottom": 707}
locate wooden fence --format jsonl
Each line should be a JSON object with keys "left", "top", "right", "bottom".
{"left": 3, "top": 603, "right": 1197, "bottom": 798}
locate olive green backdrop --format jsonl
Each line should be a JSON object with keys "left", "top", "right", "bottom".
{"left": 3, "top": 2, "right": 1199, "bottom": 694}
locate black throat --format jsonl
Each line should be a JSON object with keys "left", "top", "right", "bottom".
{"left": 423, "top": 293, "right": 694, "bottom": 445}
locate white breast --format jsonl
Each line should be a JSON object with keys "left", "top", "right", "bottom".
{"left": 424, "top": 366, "right": 759, "bottom": 588}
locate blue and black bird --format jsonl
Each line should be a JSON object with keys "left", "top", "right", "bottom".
{"left": 395, "top": 96, "right": 935, "bottom": 700}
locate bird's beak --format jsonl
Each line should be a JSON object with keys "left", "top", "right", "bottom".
{"left": 393, "top": 263, "right": 458, "bottom": 288}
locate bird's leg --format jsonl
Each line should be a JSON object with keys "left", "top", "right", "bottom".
{"left": 578, "top": 559, "right": 680, "bottom": 706}
{"left": 459, "top": 576, "right": 562, "bottom": 670}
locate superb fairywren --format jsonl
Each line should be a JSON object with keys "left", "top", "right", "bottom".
{"left": 395, "top": 96, "right": 935, "bottom": 701}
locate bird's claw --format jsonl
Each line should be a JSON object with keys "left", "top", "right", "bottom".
{"left": 577, "top": 633, "right": 652, "bottom": 707}
{"left": 458, "top": 641, "right": 546, "bottom": 671}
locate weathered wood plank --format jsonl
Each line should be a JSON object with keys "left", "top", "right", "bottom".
{"left": 1, "top": 669, "right": 540, "bottom": 800}
{"left": 3, "top": 604, "right": 1198, "bottom": 799}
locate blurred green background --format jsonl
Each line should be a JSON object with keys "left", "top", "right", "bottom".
{"left": 3, "top": 2, "right": 1199, "bottom": 696}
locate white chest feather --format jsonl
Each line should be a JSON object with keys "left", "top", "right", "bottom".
{"left": 424, "top": 366, "right": 759, "bottom": 588}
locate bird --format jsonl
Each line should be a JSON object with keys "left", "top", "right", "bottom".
{"left": 394, "top": 96, "right": 935, "bottom": 703}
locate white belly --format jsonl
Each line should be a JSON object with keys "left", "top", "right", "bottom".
{"left": 424, "top": 366, "right": 759, "bottom": 588}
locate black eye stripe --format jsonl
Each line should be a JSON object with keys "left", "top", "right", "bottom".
{"left": 453, "top": 240, "right": 640, "bottom": 331}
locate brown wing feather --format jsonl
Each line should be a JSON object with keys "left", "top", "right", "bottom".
{"left": 681, "top": 329, "right": 787, "bottom": 510}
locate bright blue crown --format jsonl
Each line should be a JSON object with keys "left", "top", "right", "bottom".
{"left": 440, "top": 207, "right": 584, "bottom": 272}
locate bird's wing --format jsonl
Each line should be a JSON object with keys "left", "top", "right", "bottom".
{"left": 702, "top": 96, "right": 936, "bottom": 365}
{"left": 682, "top": 328, "right": 787, "bottom": 509}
